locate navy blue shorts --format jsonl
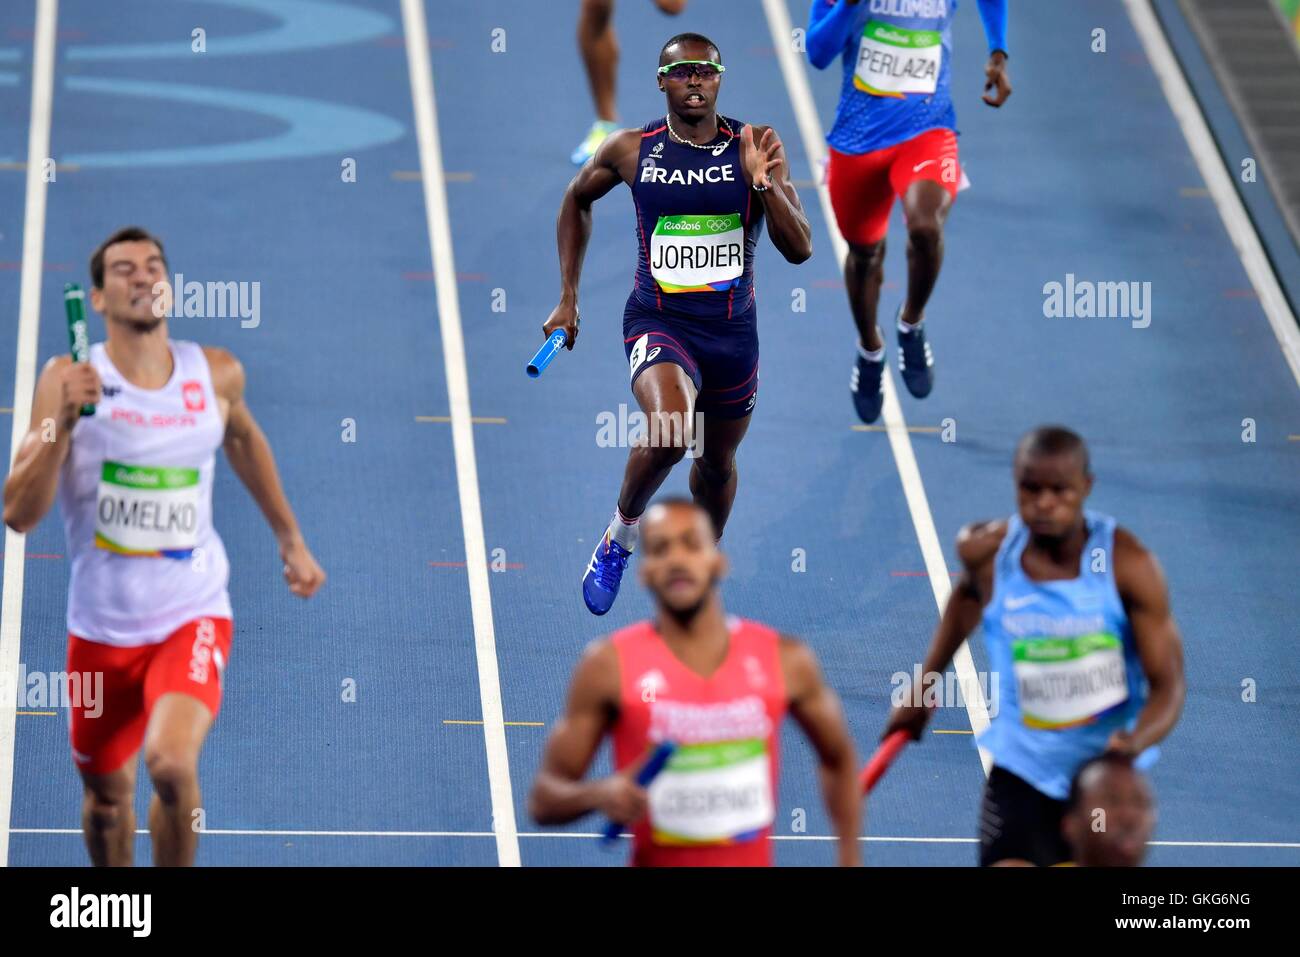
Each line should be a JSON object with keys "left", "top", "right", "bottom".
{"left": 622, "top": 297, "right": 759, "bottom": 420}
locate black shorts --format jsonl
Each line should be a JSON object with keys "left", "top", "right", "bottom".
{"left": 622, "top": 296, "right": 758, "bottom": 420}
{"left": 978, "top": 766, "right": 1072, "bottom": 867}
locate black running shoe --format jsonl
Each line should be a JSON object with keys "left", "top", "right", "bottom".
{"left": 896, "top": 307, "right": 935, "bottom": 399}
{"left": 850, "top": 337, "right": 886, "bottom": 423}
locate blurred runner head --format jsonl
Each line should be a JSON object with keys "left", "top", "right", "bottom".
{"left": 89, "top": 225, "right": 171, "bottom": 333}
{"left": 1063, "top": 753, "right": 1155, "bottom": 867}
{"left": 637, "top": 497, "right": 726, "bottom": 624}
{"left": 657, "top": 33, "right": 723, "bottom": 119}
{"left": 1013, "top": 424, "right": 1093, "bottom": 543}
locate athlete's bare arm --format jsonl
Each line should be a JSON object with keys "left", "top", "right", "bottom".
{"left": 740, "top": 124, "right": 812, "bottom": 264}
{"left": 3, "top": 356, "right": 100, "bottom": 533}
{"left": 883, "top": 519, "right": 1007, "bottom": 740}
{"left": 542, "top": 128, "right": 644, "bottom": 351}
{"left": 1109, "top": 527, "right": 1185, "bottom": 755}
{"left": 529, "top": 639, "right": 650, "bottom": 825}
{"left": 780, "top": 635, "right": 861, "bottom": 866}
{"left": 205, "top": 346, "right": 324, "bottom": 599}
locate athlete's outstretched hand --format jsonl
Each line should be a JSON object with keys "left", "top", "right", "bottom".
{"left": 982, "top": 51, "right": 1011, "bottom": 107}
{"left": 542, "top": 301, "right": 580, "bottom": 351}
{"left": 741, "top": 124, "right": 784, "bottom": 191}
{"left": 882, "top": 699, "right": 931, "bottom": 742}
{"left": 281, "top": 538, "right": 325, "bottom": 598}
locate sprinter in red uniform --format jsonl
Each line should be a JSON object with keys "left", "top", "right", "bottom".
{"left": 528, "top": 498, "right": 860, "bottom": 866}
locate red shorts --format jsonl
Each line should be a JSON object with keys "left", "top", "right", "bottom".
{"left": 67, "top": 617, "right": 233, "bottom": 775}
{"left": 827, "top": 127, "right": 960, "bottom": 246}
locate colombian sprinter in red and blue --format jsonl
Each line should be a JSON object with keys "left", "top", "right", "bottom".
{"left": 806, "top": 0, "right": 1009, "bottom": 424}
{"left": 543, "top": 32, "right": 812, "bottom": 617}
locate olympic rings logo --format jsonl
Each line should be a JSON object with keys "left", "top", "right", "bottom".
{"left": 705, "top": 217, "right": 734, "bottom": 231}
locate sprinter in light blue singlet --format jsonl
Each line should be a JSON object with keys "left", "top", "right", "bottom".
{"left": 882, "top": 426, "right": 1185, "bottom": 867}
{"left": 980, "top": 509, "right": 1152, "bottom": 796}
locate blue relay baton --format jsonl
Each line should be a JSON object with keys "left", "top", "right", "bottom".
{"left": 601, "top": 740, "right": 677, "bottom": 846}
{"left": 526, "top": 329, "right": 568, "bottom": 378}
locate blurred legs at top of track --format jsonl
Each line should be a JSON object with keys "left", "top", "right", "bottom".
{"left": 571, "top": 0, "right": 688, "bottom": 165}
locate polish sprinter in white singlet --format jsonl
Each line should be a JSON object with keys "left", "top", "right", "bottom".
{"left": 4, "top": 226, "right": 325, "bottom": 866}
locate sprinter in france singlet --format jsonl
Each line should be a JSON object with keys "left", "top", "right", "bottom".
{"left": 630, "top": 114, "right": 762, "bottom": 318}
{"left": 622, "top": 115, "right": 766, "bottom": 420}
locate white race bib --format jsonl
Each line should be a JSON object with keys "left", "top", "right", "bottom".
{"left": 650, "top": 213, "right": 744, "bottom": 294}
{"left": 1013, "top": 633, "right": 1129, "bottom": 730}
{"left": 854, "top": 20, "right": 943, "bottom": 97}
{"left": 648, "top": 738, "right": 773, "bottom": 844}
{"left": 95, "top": 460, "right": 200, "bottom": 558}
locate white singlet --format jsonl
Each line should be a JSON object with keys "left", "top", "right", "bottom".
{"left": 58, "top": 340, "right": 232, "bottom": 647}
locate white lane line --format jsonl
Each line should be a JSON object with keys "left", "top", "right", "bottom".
{"left": 9, "top": 828, "right": 1297, "bottom": 849}
{"left": 0, "top": 0, "right": 59, "bottom": 869}
{"left": 1125, "top": 0, "right": 1300, "bottom": 387}
{"left": 760, "top": 0, "right": 991, "bottom": 769}
{"left": 399, "top": 0, "right": 519, "bottom": 867}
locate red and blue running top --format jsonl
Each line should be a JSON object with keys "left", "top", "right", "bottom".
{"left": 806, "top": 0, "right": 1008, "bottom": 155}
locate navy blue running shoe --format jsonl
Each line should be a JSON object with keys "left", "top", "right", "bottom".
{"left": 896, "top": 306, "right": 935, "bottom": 398}
{"left": 582, "top": 532, "right": 632, "bottom": 616}
{"left": 850, "top": 338, "right": 886, "bottom": 424}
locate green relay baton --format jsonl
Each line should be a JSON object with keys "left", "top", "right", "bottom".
{"left": 64, "top": 283, "right": 95, "bottom": 417}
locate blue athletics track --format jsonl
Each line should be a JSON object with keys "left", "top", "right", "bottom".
{"left": 0, "top": 0, "right": 1296, "bottom": 867}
